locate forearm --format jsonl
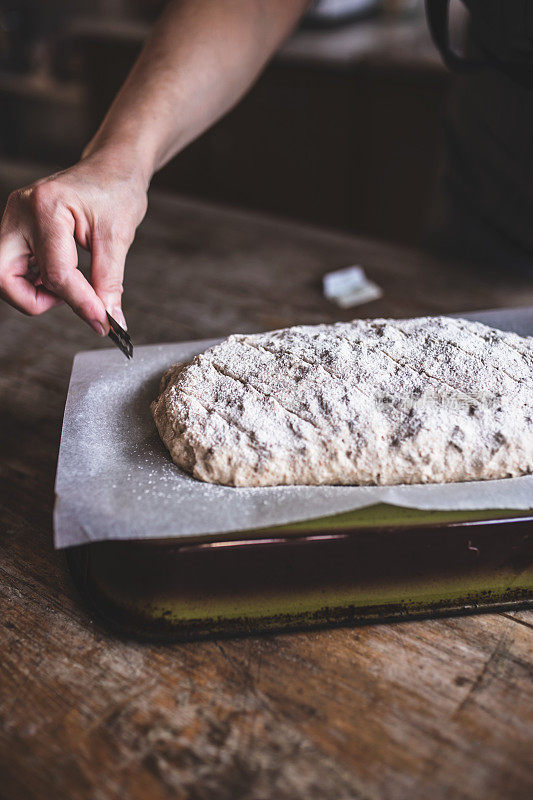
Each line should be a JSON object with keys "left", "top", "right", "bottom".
{"left": 0, "top": 0, "right": 308, "bottom": 334}
{"left": 83, "top": 0, "right": 308, "bottom": 185}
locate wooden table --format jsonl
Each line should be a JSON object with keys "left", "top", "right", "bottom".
{"left": 1, "top": 172, "right": 532, "bottom": 800}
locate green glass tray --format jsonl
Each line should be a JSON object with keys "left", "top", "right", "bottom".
{"left": 67, "top": 503, "right": 533, "bottom": 641}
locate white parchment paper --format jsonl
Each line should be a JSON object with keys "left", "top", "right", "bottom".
{"left": 54, "top": 307, "right": 533, "bottom": 548}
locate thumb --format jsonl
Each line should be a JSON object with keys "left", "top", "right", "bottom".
{"left": 90, "top": 229, "right": 130, "bottom": 330}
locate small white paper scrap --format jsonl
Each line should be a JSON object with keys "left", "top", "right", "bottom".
{"left": 323, "top": 265, "right": 383, "bottom": 308}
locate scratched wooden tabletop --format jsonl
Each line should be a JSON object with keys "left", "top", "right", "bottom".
{"left": 1, "top": 164, "right": 532, "bottom": 800}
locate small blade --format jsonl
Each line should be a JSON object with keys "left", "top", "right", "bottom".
{"left": 106, "top": 311, "right": 133, "bottom": 360}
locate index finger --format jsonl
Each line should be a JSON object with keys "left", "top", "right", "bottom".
{"left": 31, "top": 214, "right": 110, "bottom": 336}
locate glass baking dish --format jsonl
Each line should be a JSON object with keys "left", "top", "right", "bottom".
{"left": 67, "top": 503, "right": 533, "bottom": 641}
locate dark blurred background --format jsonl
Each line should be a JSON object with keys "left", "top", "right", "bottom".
{"left": 0, "top": 0, "right": 459, "bottom": 245}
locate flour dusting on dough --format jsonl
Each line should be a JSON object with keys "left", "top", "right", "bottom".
{"left": 151, "top": 317, "right": 533, "bottom": 487}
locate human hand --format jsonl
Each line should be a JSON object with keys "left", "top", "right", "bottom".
{"left": 0, "top": 151, "right": 148, "bottom": 335}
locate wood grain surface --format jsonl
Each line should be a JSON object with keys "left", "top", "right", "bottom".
{"left": 1, "top": 164, "right": 532, "bottom": 800}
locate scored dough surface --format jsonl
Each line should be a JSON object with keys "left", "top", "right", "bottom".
{"left": 151, "top": 317, "right": 533, "bottom": 487}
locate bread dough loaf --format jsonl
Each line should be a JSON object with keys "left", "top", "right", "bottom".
{"left": 151, "top": 317, "right": 533, "bottom": 487}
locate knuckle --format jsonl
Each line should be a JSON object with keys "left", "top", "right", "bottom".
{"left": 112, "top": 222, "right": 130, "bottom": 241}
{"left": 96, "top": 221, "right": 133, "bottom": 249}
{"left": 78, "top": 300, "right": 99, "bottom": 321}
{"left": 99, "top": 277, "right": 124, "bottom": 295}
{"left": 118, "top": 230, "right": 133, "bottom": 248}
{"left": 29, "top": 184, "right": 49, "bottom": 211}
{"left": 6, "top": 189, "right": 22, "bottom": 207}
{"left": 29, "top": 182, "right": 58, "bottom": 214}
{"left": 3, "top": 190, "right": 23, "bottom": 221}
{"left": 40, "top": 271, "right": 64, "bottom": 292}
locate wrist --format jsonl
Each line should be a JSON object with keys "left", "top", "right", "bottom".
{"left": 82, "top": 136, "right": 156, "bottom": 193}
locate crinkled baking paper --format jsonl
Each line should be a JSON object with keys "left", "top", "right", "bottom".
{"left": 54, "top": 306, "right": 533, "bottom": 548}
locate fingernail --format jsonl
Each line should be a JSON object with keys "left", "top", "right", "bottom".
{"left": 110, "top": 306, "right": 127, "bottom": 330}
{"left": 92, "top": 320, "right": 106, "bottom": 337}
